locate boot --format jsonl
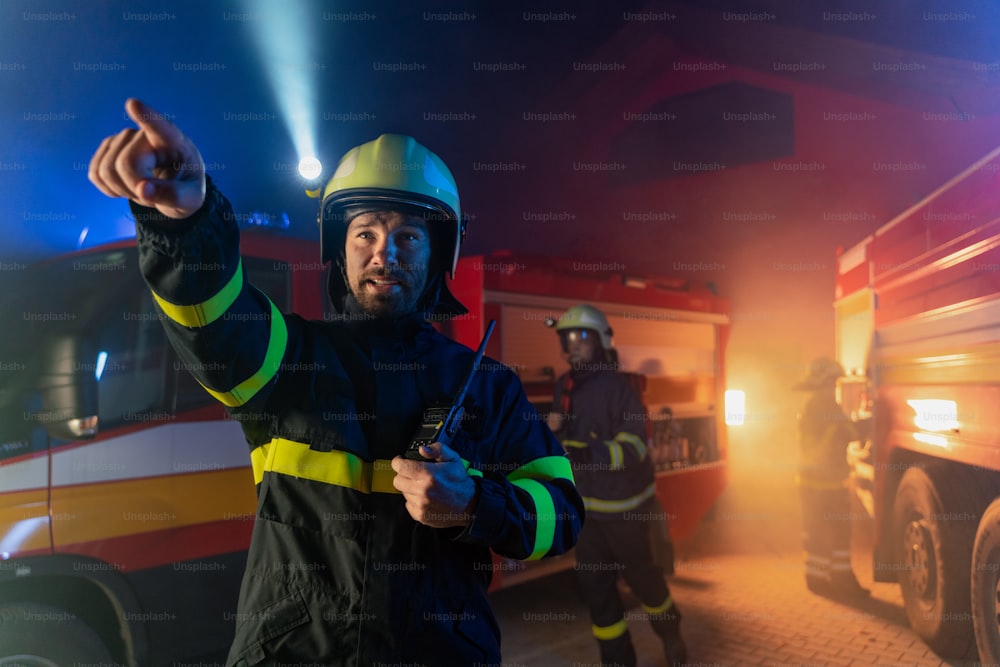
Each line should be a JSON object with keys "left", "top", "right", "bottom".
{"left": 597, "top": 632, "right": 637, "bottom": 667}
{"left": 651, "top": 608, "right": 687, "bottom": 666}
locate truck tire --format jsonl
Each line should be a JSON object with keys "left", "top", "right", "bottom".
{"left": 973, "top": 497, "right": 1000, "bottom": 663}
{"left": 893, "top": 465, "right": 978, "bottom": 659}
{"left": 0, "top": 603, "right": 116, "bottom": 666}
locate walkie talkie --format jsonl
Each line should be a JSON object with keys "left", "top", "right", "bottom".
{"left": 404, "top": 319, "right": 497, "bottom": 461}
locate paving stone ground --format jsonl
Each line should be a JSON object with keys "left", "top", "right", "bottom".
{"left": 493, "top": 468, "right": 974, "bottom": 667}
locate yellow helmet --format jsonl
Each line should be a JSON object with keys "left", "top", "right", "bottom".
{"left": 554, "top": 304, "right": 614, "bottom": 350}
{"left": 318, "top": 134, "right": 465, "bottom": 276}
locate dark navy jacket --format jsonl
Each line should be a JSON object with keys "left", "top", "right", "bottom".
{"left": 131, "top": 180, "right": 583, "bottom": 666}
{"left": 552, "top": 368, "right": 656, "bottom": 521}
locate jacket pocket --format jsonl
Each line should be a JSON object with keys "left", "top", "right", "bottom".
{"left": 228, "top": 588, "right": 311, "bottom": 666}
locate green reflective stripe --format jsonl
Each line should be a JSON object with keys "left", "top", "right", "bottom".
{"left": 261, "top": 437, "right": 400, "bottom": 494}
{"left": 642, "top": 595, "right": 674, "bottom": 614}
{"left": 562, "top": 439, "right": 588, "bottom": 449}
{"left": 593, "top": 618, "right": 628, "bottom": 640}
{"left": 507, "top": 455, "right": 574, "bottom": 483}
{"left": 511, "top": 478, "right": 556, "bottom": 561}
{"left": 198, "top": 299, "right": 287, "bottom": 407}
{"left": 250, "top": 443, "right": 269, "bottom": 485}
{"left": 583, "top": 483, "right": 656, "bottom": 514}
{"left": 605, "top": 441, "right": 624, "bottom": 469}
{"left": 461, "top": 459, "right": 484, "bottom": 478}
{"left": 152, "top": 258, "right": 243, "bottom": 328}
{"left": 614, "top": 431, "right": 647, "bottom": 460}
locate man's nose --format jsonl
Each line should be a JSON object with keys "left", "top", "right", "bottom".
{"left": 372, "top": 235, "right": 399, "bottom": 267}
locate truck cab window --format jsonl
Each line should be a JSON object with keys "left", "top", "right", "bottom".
{"left": 96, "top": 288, "right": 170, "bottom": 430}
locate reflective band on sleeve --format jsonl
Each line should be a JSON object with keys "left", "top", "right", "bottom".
{"left": 561, "top": 439, "right": 588, "bottom": 449}
{"left": 605, "top": 441, "right": 624, "bottom": 469}
{"left": 198, "top": 299, "right": 288, "bottom": 408}
{"left": 592, "top": 618, "right": 628, "bottom": 641}
{"left": 260, "top": 438, "right": 400, "bottom": 495}
{"left": 614, "top": 431, "right": 647, "bottom": 460}
{"left": 250, "top": 443, "right": 269, "bottom": 485}
{"left": 152, "top": 258, "right": 243, "bottom": 328}
{"left": 510, "top": 478, "right": 556, "bottom": 561}
{"left": 642, "top": 595, "right": 674, "bottom": 615}
{"left": 506, "top": 455, "right": 574, "bottom": 483}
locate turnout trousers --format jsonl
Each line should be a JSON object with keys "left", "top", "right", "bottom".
{"left": 575, "top": 518, "right": 681, "bottom": 666}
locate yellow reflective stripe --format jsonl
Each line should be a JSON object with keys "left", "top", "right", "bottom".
{"left": 507, "top": 455, "right": 574, "bottom": 483}
{"left": 250, "top": 443, "right": 269, "bottom": 485}
{"left": 583, "top": 483, "right": 656, "bottom": 514}
{"left": 593, "top": 618, "right": 628, "bottom": 640}
{"left": 261, "top": 438, "right": 400, "bottom": 494}
{"left": 614, "top": 431, "right": 647, "bottom": 460}
{"left": 152, "top": 258, "right": 243, "bottom": 328}
{"left": 562, "top": 439, "right": 588, "bottom": 449}
{"left": 605, "top": 441, "right": 624, "bottom": 469}
{"left": 642, "top": 595, "right": 674, "bottom": 614}
{"left": 371, "top": 459, "right": 397, "bottom": 494}
{"left": 198, "top": 299, "right": 288, "bottom": 408}
{"left": 510, "top": 478, "right": 556, "bottom": 561}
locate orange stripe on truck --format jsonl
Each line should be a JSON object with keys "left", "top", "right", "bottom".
{"left": 50, "top": 467, "right": 256, "bottom": 549}
{"left": 0, "top": 487, "right": 51, "bottom": 554}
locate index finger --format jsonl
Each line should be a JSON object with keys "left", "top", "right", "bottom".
{"left": 125, "top": 98, "right": 184, "bottom": 150}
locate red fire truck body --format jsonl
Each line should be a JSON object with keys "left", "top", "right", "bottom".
{"left": 836, "top": 146, "right": 1000, "bottom": 661}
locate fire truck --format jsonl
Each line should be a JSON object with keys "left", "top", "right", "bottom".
{"left": 0, "top": 233, "right": 730, "bottom": 665}
{"left": 836, "top": 145, "right": 1000, "bottom": 661}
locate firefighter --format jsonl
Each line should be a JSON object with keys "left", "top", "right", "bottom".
{"left": 548, "top": 305, "right": 686, "bottom": 667}
{"left": 794, "top": 357, "right": 869, "bottom": 599}
{"left": 88, "top": 99, "right": 584, "bottom": 665}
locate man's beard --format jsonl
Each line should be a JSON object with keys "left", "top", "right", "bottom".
{"left": 351, "top": 265, "right": 428, "bottom": 318}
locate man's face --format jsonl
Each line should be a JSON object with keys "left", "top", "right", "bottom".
{"left": 559, "top": 329, "right": 601, "bottom": 368}
{"left": 345, "top": 210, "right": 431, "bottom": 317}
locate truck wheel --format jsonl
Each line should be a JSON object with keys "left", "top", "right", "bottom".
{"left": 973, "top": 498, "right": 1000, "bottom": 663}
{"left": 893, "top": 465, "right": 978, "bottom": 659}
{"left": 0, "top": 603, "right": 115, "bottom": 666}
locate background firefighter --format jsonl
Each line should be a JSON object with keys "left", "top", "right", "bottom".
{"left": 794, "top": 356, "right": 869, "bottom": 599}
{"left": 548, "top": 304, "right": 687, "bottom": 667}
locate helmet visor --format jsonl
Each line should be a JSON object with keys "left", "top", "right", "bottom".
{"left": 558, "top": 328, "right": 597, "bottom": 353}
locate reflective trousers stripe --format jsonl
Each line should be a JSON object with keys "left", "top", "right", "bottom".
{"left": 642, "top": 595, "right": 674, "bottom": 615}
{"left": 593, "top": 618, "right": 628, "bottom": 641}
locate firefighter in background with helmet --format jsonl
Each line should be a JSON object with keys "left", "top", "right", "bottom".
{"left": 795, "top": 357, "right": 869, "bottom": 599}
{"left": 89, "top": 99, "right": 583, "bottom": 665}
{"left": 548, "top": 305, "right": 687, "bottom": 667}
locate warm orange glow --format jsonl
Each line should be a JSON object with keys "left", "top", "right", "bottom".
{"left": 725, "top": 389, "right": 746, "bottom": 426}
